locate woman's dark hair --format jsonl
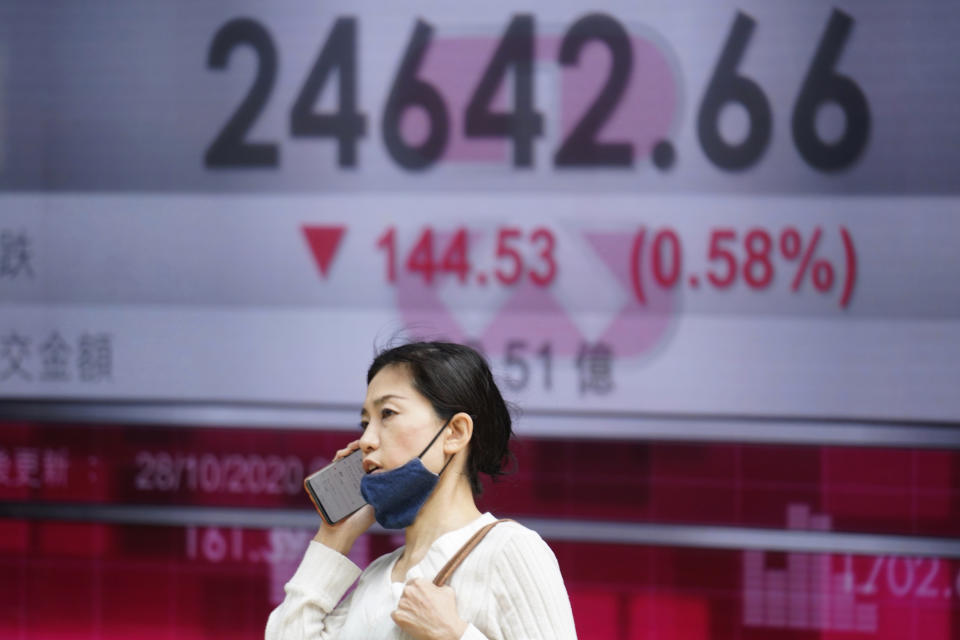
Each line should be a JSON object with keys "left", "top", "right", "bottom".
{"left": 367, "top": 341, "right": 514, "bottom": 495}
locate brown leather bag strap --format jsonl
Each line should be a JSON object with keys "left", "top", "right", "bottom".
{"left": 433, "top": 519, "right": 512, "bottom": 586}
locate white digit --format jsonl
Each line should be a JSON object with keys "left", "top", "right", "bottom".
{"left": 284, "top": 456, "right": 304, "bottom": 495}
{"left": 154, "top": 452, "right": 175, "bottom": 491}
{"left": 858, "top": 557, "right": 884, "bottom": 595}
{"left": 225, "top": 454, "right": 245, "bottom": 493}
{"left": 248, "top": 455, "right": 267, "bottom": 493}
{"left": 203, "top": 528, "right": 227, "bottom": 563}
{"left": 184, "top": 455, "right": 198, "bottom": 491}
{"left": 842, "top": 554, "right": 855, "bottom": 592}
{"left": 134, "top": 452, "right": 154, "bottom": 490}
{"left": 264, "top": 455, "right": 283, "bottom": 494}
{"left": 199, "top": 454, "right": 222, "bottom": 493}
{"left": 915, "top": 558, "right": 940, "bottom": 598}
{"left": 886, "top": 557, "right": 915, "bottom": 598}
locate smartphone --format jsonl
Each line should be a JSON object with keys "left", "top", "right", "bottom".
{"left": 303, "top": 449, "right": 367, "bottom": 525}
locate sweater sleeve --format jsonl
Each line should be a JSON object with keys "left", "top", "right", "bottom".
{"left": 264, "top": 540, "right": 362, "bottom": 640}
{"left": 489, "top": 528, "right": 578, "bottom": 640}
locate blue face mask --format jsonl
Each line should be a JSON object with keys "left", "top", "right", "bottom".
{"left": 360, "top": 418, "right": 453, "bottom": 530}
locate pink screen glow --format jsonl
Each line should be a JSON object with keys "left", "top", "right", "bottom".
{"left": 1, "top": 421, "right": 958, "bottom": 639}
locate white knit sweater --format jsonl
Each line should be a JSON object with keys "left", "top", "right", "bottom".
{"left": 265, "top": 512, "right": 578, "bottom": 639}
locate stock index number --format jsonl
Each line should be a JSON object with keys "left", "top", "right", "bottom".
{"left": 205, "top": 10, "right": 870, "bottom": 173}
{"left": 204, "top": 13, "right": 640, "bottom": 170}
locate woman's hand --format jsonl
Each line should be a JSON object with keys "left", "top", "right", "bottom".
{"left": 332, "top": 439, "right": 362, "bottom": 464}
{"left": 311, "top": 440, "right": 376, "bottom": 555}
{"left": 392, "top": 578, "right": 468, "bottom": 640}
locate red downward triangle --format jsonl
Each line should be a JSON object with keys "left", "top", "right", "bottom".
{"left": 302, "top": 225, "right": 346, "bottom": 279}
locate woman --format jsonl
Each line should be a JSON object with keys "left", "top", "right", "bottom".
{"left": 266, "top": 341, "right": 577, "bottom": 639}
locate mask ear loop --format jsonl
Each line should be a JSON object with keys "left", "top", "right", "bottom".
{"left": 437, "top": 450, "right": 456, "bottom": 476}
{"left": 417, "top": 416, "right": 453, "bottom": 458}
{"left": 418, "top": 416, "right": 456, "bottom": 475}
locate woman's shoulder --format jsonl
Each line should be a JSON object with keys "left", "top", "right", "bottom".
{"left": 453, "top": 517, "right": 569, "bottom": 613}
{"left": 473, "top": 517, "right": 561, "bottom": 573}
{"left": 485, "top": 517, "right": 549, "bottom": 543}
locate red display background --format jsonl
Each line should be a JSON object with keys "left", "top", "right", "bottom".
{"left": 1, "top": 421, "right": 958, "bottom": 638}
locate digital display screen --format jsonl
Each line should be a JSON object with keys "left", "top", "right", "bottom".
{"left": 2, "top": 0, "right": 958, "bottom": 638}
{"left": 1, "top": 421, "right": 957, "bottom": 537}
{"left": 1, "top": 421, "right": 957, "bottom": 638}
{"left": 1, "top": 520, "right": 957, "bottom": 639}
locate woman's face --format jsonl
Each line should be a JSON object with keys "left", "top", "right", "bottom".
{"left": 358, "top": 364, "right": 447, "bottom": 475}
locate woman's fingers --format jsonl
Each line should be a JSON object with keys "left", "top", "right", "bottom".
{"left": 333, "top": 439, "right": 362, "bottom": 461}
{"left": 392, "top": 579, "right": 466, "bottom": 640}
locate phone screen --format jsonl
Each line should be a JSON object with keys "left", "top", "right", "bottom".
{"left": 303, "top": 450, "right": 367, "bottom": 524}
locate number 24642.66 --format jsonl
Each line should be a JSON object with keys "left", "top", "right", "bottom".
{"left": 205, "top": 10, "right": 869, "bottom": 173}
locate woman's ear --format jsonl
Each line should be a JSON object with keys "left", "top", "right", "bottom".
{"left": 443, "top": 412, "right": 473, "bottom": 454}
